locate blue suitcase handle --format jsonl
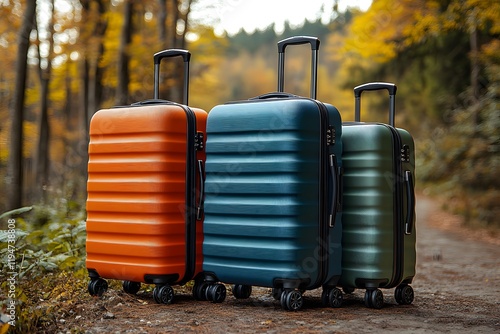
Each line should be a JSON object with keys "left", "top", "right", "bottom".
{"left": 277, "top": 36, "right": 320, "bottom": 99}
{"left": 153, "top": 49, "right": 191, "bottom": 104}
{"left": 354, "top": 82, "right": 397, "bottom": 126}
{"left": 250, "top": 92, "right": 298, "bottom": 100}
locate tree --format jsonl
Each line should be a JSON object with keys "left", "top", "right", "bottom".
{"left": 80, "top": 0, "right": 108, "bottom": 127}
{"left": 77, "top": 0, "right": 108, "bottom": 197}
{"left": 7, "top": 0, "right": 36, "bottom": 210}
{"left": 154, "top": 0, "right": 196, "bottom": 102}
{"left": 115, "top": 0, "right": 135, "bottom": 105}
{"left": 33, "top": 0, "right": 56, "bottom": 202}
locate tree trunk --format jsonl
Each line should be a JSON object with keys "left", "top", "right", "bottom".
{"left": 88, "top": 0, "right": 108, "bottom": 122}
{"left": 177, "top": 0, "right": 193, "bottom": 104}
{"left": 168, "top": 0, "right": 178, "bottom": 48}
{"left": 179, "top": 0, "right": 193, "bottom": 51}
{"left": 116, "top": 0, "right": 135, "bottom": 106}
{"left": 157, "top": 0, "right": 167, "bottom": 49}
{"left": 78, "top": 0, "right": 108, "bottom": 197}
{"left": 34, "top": 0, "right": 55, "bottom": 203}
{"left": 7, "top": 0, "right": 36, "bottom": 210}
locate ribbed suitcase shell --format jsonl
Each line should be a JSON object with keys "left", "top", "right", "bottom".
{"left": 86, "top": 104, "right": 207, "bottom": 284}
{"left": 339, "top": 124, "right": 416, "bottom": 290}
{"left": 202, "top": 98, "right": 342, "bottom": 289}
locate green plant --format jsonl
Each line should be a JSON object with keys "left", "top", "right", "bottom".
{"left": 0, "top": 201, "right": 88, "bottom": 332}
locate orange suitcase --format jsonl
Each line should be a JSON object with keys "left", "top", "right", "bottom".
{"left": 85, "top": 49, "right": 207, "bottom": 304}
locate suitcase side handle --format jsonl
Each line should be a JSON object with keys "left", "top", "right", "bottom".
{"left": 153, "top": 49, "right": 191, "bottom": 104}
{"left": 328, "top": 154, "right": 339, "bottom": 228}
{"left": 196, "top": 159, "right": 205, "bottom": 220}
{"left": 404, "top": 170, "right": 415, "bottom": 235}
{"left": 277, "top": 36, "right": 320, "bottom": 99}
{"left": 354, "top": 82, "right": 397, "bottom": 126}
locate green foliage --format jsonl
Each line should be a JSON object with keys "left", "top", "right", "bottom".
{"left": 418, "top": 50, "right": 500, "bottom": 227}
{"left": 0, "top": 206, "right": 33, "bottom": 220}
{"left": 0, "top": 201, "right": 87, "bottom": 332}
{"left": 342, "top": 0, "right": 499, "bottom": 228}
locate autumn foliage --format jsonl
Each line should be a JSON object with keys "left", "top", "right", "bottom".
{"left": 0, "top": 0, "right": 499, "bottom": 227}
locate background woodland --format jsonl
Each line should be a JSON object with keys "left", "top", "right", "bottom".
{"left": 0, "top": 0, "right": 499, "bottom": 228}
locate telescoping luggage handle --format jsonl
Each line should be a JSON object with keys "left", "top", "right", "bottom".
{"left": 154, "top": 49, "right": 205, "bottom": 221}
{"left": 354, "top": 82, "right": 415, "bottom": 234}
{"left": 153, "top": 49, "right": 191, "bottom": 104}
{"left": 277, "top": 36, "right": 320, "bottom": 99}
{"left": 354, "top": 82, "right": 397, "bottom": 126}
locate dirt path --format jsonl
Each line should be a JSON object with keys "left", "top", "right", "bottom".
{"left": 55, "top": 197, "right": 500, "bottom": 333}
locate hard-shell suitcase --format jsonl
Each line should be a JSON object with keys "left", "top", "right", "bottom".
{"left": 196, "top": 36, "right": 344, "bottom": 311}
{"left": 339, "top": 82, "right": 416, "bottom": 309}
{"left": 85, "top": 49, "right": 207, "bottom": 304}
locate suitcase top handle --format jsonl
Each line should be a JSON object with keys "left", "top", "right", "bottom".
{"left": 277, "top": 36, "right": 320, "bottom": 100}
{"left": 153, "top": 49, "right": 191, "bottom": 104}
{"left": 354, "top": 82, "right": 397, "bottom": 126}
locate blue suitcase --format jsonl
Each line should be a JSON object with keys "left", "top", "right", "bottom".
{"left": 195, "top": 36, "right": 343, "bottom": 311}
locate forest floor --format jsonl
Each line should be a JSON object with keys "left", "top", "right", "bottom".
{"left": 37, "top": 196, "right": 500, "bottom": 333}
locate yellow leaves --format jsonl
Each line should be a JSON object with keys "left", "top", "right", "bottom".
{"left": 23, "top": 121, "right": 37, "bottom": 158}
{"left": 343, "top": 0, "right": 499, "bottom": 63}
{"left": 343, "top": 0, "right": 404, "bottom": 63}
{"left": 481, "top": 39, "right": 500, "bottom": 64}
{"left": 445, "top": 0, "right": 500, "bottom": 34}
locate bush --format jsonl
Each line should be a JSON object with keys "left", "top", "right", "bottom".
{"left": 0, "top": 201, "right": 87, "bottom": 332}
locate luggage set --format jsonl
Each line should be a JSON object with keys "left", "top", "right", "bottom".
{"left": 85, "top": 36, "right": 416, "bottom": 310}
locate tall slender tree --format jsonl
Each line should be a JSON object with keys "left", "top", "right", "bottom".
{"left": 34, "top": 0, "right": 56, "bottom": 203}
{"left": 7, "top": 0, "right": 36, "bottom": 210}
{"left": 78, "top": 0, "right": 108, "bottom": 197}
{"left": 115, "top": 0, "right": 135, "bottom": 105}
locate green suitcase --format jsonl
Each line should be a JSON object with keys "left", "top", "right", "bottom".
{"left": 339, "top": 82, "right": 416, "bottom": 309}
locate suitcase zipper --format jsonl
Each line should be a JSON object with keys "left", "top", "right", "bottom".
{"left": 177, "top": 104, "right": 199, "bottom": 286}
{"left": 310, "top": 100, "right": 331, "bottom": 290}
{"left": 385, "top": 125, "right": 405, "bottom": 289}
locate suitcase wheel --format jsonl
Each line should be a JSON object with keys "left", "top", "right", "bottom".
{"left": 153, "top": 284, "right": 174, "bottom": 305}
{"left": 122, "top": 281, "right": 141, "bottom": 295}
{"left": 321, "top": 287, "right": 343, "bottom": 308}
{"left": 205, "top": 283, "right": 226, "bottom": 303}
{"left": 232, "top": 284, "right": 252, "bottom": 299}
{"left": 88, "top": 278, "right": 108, "bottom": 297}
{"left": 192, "top": 281, "right": 210, "bottom": 301}
{"left": 280, "top": 289, "right": 304, "bottom": 311}
{"left": 395, "top": 284, "right": 414, "bottom": 305}
{"left": 272, "top": 287, "right": 283, "bottom": 300}
{"left": 364, "top": 289, "right": 384, "bottom": 309}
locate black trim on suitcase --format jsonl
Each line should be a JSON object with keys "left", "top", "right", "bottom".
{"left": 386, "top": 125, "right": 405, "bottom": 288}
{"left": 178, "top": 104, "right": 198, "bottom": 286}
